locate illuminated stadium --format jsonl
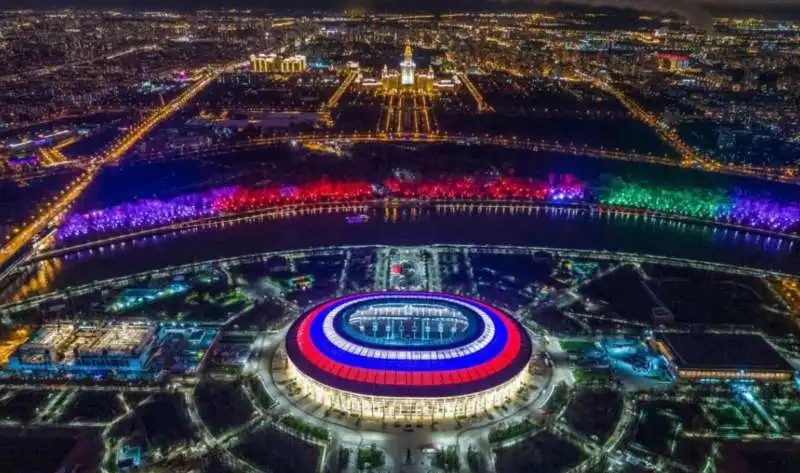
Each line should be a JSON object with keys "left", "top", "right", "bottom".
{"left": 284, "top": 292, "right": 532, "bottom": 421}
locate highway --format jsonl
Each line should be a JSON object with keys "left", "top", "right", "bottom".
{"left": 575, "top": 70, "right": 796, "bottom": 183}
{"left": 575, "top": 70, "right": 704, "bottom": 168}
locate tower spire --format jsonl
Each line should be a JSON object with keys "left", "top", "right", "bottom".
{"left": 400, "top": 39, "right": 416, "bottom": 86}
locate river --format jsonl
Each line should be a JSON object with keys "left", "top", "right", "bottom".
{"left": 36, "top": 203, "right": 799, "bottom": 292}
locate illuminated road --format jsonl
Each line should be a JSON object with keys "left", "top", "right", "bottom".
{"left": 0, "top": 61, "right": 241, "bottom": 272}
{"left": 96, "top": 71, "right": 224, "bottom": 165}
{"left": 0, "top": 168, "right": 98, "bottom": 272}
{"left": 458, "top": 72, "right": 494, "bottom": 113}
{"left": 576, "top": 70, "right": 796, "bottom": 183}
{"left": 132, "top": 132, "right": 798, "bottom": 185}
{"left": 38, "top": 146, "right": 69, "bottom": 167}
{"left": 152, "top": 132, "right": 683, "bottom": 165}
{"left": 576, "top": 70, "right": 703, "bottom": 168}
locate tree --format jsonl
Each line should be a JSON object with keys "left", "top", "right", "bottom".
{"left": 337, "top": 448, "right": 350, "bottom": 471}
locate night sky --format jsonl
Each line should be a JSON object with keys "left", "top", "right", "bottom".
{"left": 7, "top": 0, "right": 800, "bottom": 15}
{"left": 4, "top": 0, "right": 800, "bottom": 31}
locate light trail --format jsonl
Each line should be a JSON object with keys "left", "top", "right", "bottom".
{"left": 0, "top": 167, "right": 98, "bottom": 271}
{"left": 458, "top": 72, "right": 494, "bottom": 113}
{"left": 99, "top": 72, "right": 220, "bottom": 165}
{"left": 325, "top": 71, "right": 358, "bottom": 110}
{"left": 319, "top": 70, "right": 358, "bottom": 127}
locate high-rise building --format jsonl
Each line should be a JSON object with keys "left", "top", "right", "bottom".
{"left": 363, "top": 41, "right": 438, "bottom": 93}
{"left": 400, "top": 40, "right": 416, "bottom": 86}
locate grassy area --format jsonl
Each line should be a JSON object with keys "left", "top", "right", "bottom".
{"left": 195, "top": 380, "right": 253, "bottom": 435}
{"left": 573, "top": 368, "right": 615, "bottom": 384}
{"left": 489, "top": 418, "right": 537, "bottom": 444}
{"left": 247, "top": 376, "right": 275, "bottom": 410}
{"left": 704, "top": 404, "right": 749, "bottom": 430}
{"left": 558, "top": 339, "right": 596, "bottom": 352}
{"left": 281, "top": 415, "right": 329, "bottom": 442}
{"left": 58, "top": 391, "right": 123, "bottom": 423}
{"left": 563, "top": 388, "right": 623, "bottom": 443}
{"left": 232, "top": 425, "right": 321, "bottom": 473}
{"left": 434, "top": 446, "right": 461, "bottom": 472}
{"left": 494, "top": 431, "right": 585, "bottom": 473}
{"left": 357, "top": 444, "right": 385, "bottom": 471}
{"left": 543, "top": 381, "right": 570, "bottom": 414}
{"left": 768, "top": 403, "right": 800, "bottom": 432}
{"left": 467, "top": 445, "right": 485, "bottom": 472}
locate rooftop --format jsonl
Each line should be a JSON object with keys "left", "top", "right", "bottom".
{"left": 656, "top": 332, "right": 794, "bottom": 373}
{"left": 18, "top": 322, "right": 157, "bottom": 361}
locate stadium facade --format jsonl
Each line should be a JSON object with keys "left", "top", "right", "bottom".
{"left": 284, "top": 292, "right": 532, "bottom": 421}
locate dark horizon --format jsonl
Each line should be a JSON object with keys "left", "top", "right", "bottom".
{"left": 4, "top": 0, "right": 800, "bottom": 19}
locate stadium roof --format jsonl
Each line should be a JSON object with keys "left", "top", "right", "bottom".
{"left": 285, "top": 292, "right": 532, "bottom": 397}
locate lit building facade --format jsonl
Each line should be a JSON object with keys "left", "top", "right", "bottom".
{"left": 354, "top": 40, "right": 439, "bottom": 94}
{"left": 6, "top": 321, "right": 158, "bottom": 372}
{"left": 250, "top": 53, "right": 307, "bottom": 73}
{"left": 284, "top": 292, "right": 532, "bottom": 422}
{"left": 656, "top": 53, "right": 690, "bottom": 72}
{"left": 400, "top": 40, "right": 416, "bottom": 86}
{"left": 288, "top": 360, "right": 526, "bottom": 420}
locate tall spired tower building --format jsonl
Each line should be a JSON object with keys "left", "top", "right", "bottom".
{"left": 400, "top": 40, "right": 416, "bottom": 86}
{"left": 372, "top": 40, "right": 436, "bottom": 93}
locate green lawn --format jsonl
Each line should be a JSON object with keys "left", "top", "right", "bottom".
{"left": 558, "top": 339, "right": 596, "bottom": 352}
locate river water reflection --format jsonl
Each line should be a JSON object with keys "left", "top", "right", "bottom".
{"left": 46, "top": 204, "right": 800, "bottom": 290}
